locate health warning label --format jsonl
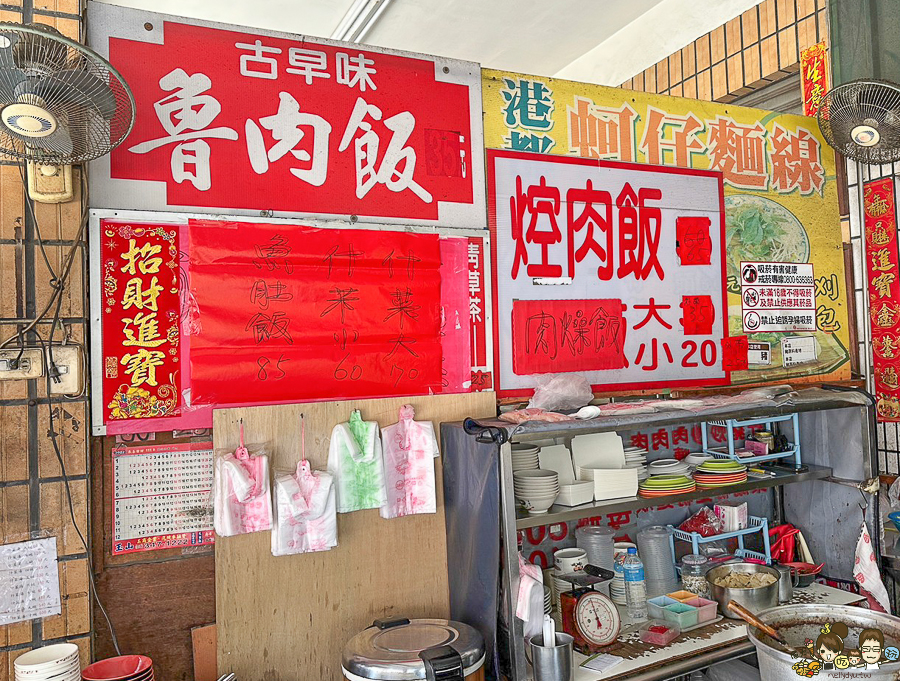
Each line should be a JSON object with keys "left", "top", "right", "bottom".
{"left": 740, "top": 261, "right": 816, "bottom": 333}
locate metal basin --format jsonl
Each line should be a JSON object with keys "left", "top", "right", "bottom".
{"left": 748, "top": 604, "right": 900, "bottom": 680}
{"left": 705, "top": 563, "right": 779, "bottom": 618}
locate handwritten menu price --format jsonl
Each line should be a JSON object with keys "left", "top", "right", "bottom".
{"left": 0, "top": 538, "right": 61, "bottom": 625}
{"left": 188, "top": 221, "right": 443, "bottom": 404}
{"left": 112, "top": 442, "right": 214, "bottom": 555}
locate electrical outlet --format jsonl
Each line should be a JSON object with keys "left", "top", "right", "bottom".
{"left": 47, "top": 346, "right": 83, "bottom": 396}
{"left": 0, "top": 349, "right": 44, "bottom": 380}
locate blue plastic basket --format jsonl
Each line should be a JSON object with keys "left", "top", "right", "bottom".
{"left": 888, "top": 511, "right": 900, "bottom": 533}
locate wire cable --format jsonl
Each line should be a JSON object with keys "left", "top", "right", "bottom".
{"left": 16, "top": 164, "right": 121, "bottom": 654}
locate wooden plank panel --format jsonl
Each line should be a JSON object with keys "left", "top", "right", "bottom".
{"left": 760, "top": 0, "right": 777, "bottom": 36}
{"left": 192, "top": 625, "right": 217, "bottom": 681}
{"left": 38, "top": 402, "right": 86, "bottom": 478}
{"left": 697, "top": 69, "right": 712, "bottom": 101}
{"left": 696, "top": 34, "right": 711, "bottom": 71}
{"left": 94, "top": 556, "right": 215, "bottom": 681}
{"left": 0, "top": 405, "right": 28, "bottom": 483}
{"left": 1, "top": 486, "right": 29, "bottom": 544}
{"left": 39, "top": 480, "right": 87, "bottom": 556}
{"left": 0, "top": 165, "right": 24, "bottom": 241}
{"left": 742, "top": 8, "right": 760, "bottom": 46}
{"left": 726, "top": 17, "right": 742, "bottom": 56}
{"left": 215, "top": 392, "right": 495, "bottom": 681}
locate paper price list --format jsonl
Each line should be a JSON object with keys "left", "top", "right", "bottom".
{"left": 113, "top": 442, "right": 214, "bottom": 545}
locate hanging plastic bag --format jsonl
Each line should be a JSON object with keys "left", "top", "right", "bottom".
{"left": 327, "top": 409, "right": 387, "bottom": 513}
{"left": 381, "top": 405, "right": 440, "bottom": 519}
{"left": 271, "top": 461, "right": 337, "bottom": 556}
{"left": 213, "top": 420, "right": 272, "bottom": 537}
{"left": 271, "top": 415, "right": 337, "bottom": 556}
{"left": 527, "top": 374, "right": 594, "bottom": 412}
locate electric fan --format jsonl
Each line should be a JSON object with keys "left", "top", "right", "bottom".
{"left": 818, "top": 79, "right": 900, "bottom": 164}
{"left": 0, "top": 22, "right": 134, "bottom": 165}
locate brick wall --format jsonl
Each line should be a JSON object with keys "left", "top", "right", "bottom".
{"left": 0, "top": 0, "right": 91, "bottom": 676}
{"left": 621, "top": 0, "right": 828, "bottom": 102}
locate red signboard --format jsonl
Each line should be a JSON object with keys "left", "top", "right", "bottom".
{"left": 467, "top": 236, "right": 492, "bottom": 390}
{"left": 101, "top": 221, "right": 181, "bottom": 422}
{"left": 90, "top": 5, "right": 484, "bottom": 228}
{"left": 863, "top": 178, "right": 900, "bottom": 421}
{"left": 511, "top": 298, "right": 626, "bottom": 374}
{"left": 801, "top": 42, "right": 829, "bottom": 117}
{"left": 188, "top": 221, "right": 443, "bottom": 404}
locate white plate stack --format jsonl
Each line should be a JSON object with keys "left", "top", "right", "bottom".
{"left": 549, "top": 569, "right": 572, "bottom": 613}
{"left": 511, "top": 443, "right": 540, "bottom": 471}
{"left": 636, "top": 526, "right": 679, "bottom": 598}
{"left": 624, "top": 447, "right": 649, "bottom": 481}
{"left": 647, "top": 458, "right": 691, "bottom": 477}
{"left": 513, "top": 469, "right": 559, "bottom": 515}
{"left": 610, "top": 542, "right": 635, "bottom": 605}
{"left": 543, "top": 585, "right": 552, "bottom": 615}
{"left": 15, "top": 644, "right": 80, "bottom": 681}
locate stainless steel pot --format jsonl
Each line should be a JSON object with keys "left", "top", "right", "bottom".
{"left": 748, "top": 604, "right": 900, "bottom": 681}
{"left": 706, "top": 563, "right": 780, "bottom": 618}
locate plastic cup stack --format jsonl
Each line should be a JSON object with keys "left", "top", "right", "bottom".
{"left": 636, "top": 525, "right": 678, "bottom": 598}
{"left": 575, "top": 525, "right": 615, "bottom": 570}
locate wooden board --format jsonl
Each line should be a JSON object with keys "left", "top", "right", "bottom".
{"left": 214, "top": 392, "right": 495, "bottom": 681}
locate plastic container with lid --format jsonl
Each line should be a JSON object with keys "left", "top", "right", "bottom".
{"left": 681, "top": 554, "right": 710, "bottom": 597}
{"left": 342, "top": 617, "right": 486, "bottom": 681}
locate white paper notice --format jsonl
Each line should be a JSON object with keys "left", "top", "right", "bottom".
{"left": 582, "top": 653, "right": 624, "bottom": 673}
{"left": 0, "top": 538, "right": 61, "bottom": 625}
{"left": 782, "top": 336, "right": 819, "bottom": 367}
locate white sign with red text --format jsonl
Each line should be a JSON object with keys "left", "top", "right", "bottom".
{"left": 488, "top": 150, "right": 728, "bottom": 396}
{"left": 86, "top": 2, "right": 485, "bottom": 229}
{"left": 740, "top": 261, "right": 816, "bottom": 332}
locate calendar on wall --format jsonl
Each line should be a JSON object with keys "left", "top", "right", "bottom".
{"left": 112, "top": 441, "right": 215, "bottom": 554}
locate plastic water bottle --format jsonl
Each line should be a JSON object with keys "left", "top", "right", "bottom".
{"left": 623, "top": 547, "right": 648, "bottom": 622}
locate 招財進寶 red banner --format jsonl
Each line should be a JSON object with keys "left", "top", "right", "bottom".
{"left": 101, "top": 221, "right": 181, "bottom": 422}
{"left": 863, "top": 178, "right": 900, "bottom": 421}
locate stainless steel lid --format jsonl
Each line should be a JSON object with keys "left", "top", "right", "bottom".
{"left": 342, "top": 618, "right": 485, "bottom": 680}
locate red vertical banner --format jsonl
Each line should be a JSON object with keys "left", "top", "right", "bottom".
{"left": 801, "top": 42, "right": 829, "bottom": 117}
{"left": 467, "top": 236, "right": 492, "bottom": 391}
{"left": 101, "top": 221, "right": 181, "bottom": 422}
{"left": 863, "top": 178, "right": 900, "bottom": 421}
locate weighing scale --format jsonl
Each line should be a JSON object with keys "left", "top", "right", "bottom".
{"left": 558, "top": 565, "right": 621, "bottom": 654}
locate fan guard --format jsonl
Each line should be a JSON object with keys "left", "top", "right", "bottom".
{"left": 818, "top": 79, "right": 900, "bottom": 164}
{"left": 0, "top": 22, "right": 134, "bottom": 164}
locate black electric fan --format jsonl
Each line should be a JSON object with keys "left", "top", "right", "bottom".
{"left": 818, "top": 78, "right": 900, "bottom": 164}
{"left": 0, "top": 22, "right": 134, "bottom": 164}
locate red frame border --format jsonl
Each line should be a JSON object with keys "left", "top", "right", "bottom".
{"left": 486, "top": 148, "right": 730, "bottom": 398}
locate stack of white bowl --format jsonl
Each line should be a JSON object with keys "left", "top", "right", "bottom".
{"left": 15, "top": 644, "right": 80, "bottom": 681}
{"left": 543, "top": 585, "right": 552, "bottom": 615}
{"left": 511, "top": 443, "right": 540, "bottom": 471}
{"left": 684, "top": 453, "right": 714, "bottom": 470}
{"left": 610, "top": 541, "right": 635, "bottom": 605}
{"left": 513, "top": 469, "right": 559, "bottom": 515}
{"left": 647, "top": 458, "right": 691, "bottom": 477}
{"left": 624, "top": 447, "right": 649, "bottom": 481}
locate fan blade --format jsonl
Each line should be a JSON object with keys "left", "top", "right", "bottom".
{"left": 32, "top": 68, "right": 117, "bottom": 119}
{"left": 0, "top": 33, "right": 26, "bottom": 103}
{"left": 25, "top": 122, "right": 72, "bottom": 157}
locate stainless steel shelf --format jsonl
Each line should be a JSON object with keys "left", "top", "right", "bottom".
{"left": 514, "top": 464, "right": 833, "bottom": 529}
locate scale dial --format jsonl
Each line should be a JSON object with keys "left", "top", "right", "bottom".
{"left": 574, "top": 591, "right": 620, "bottom": 647}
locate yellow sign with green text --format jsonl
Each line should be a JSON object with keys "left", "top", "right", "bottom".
{"left": 483, "top": 68, "right": 850, "bottom": 387}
